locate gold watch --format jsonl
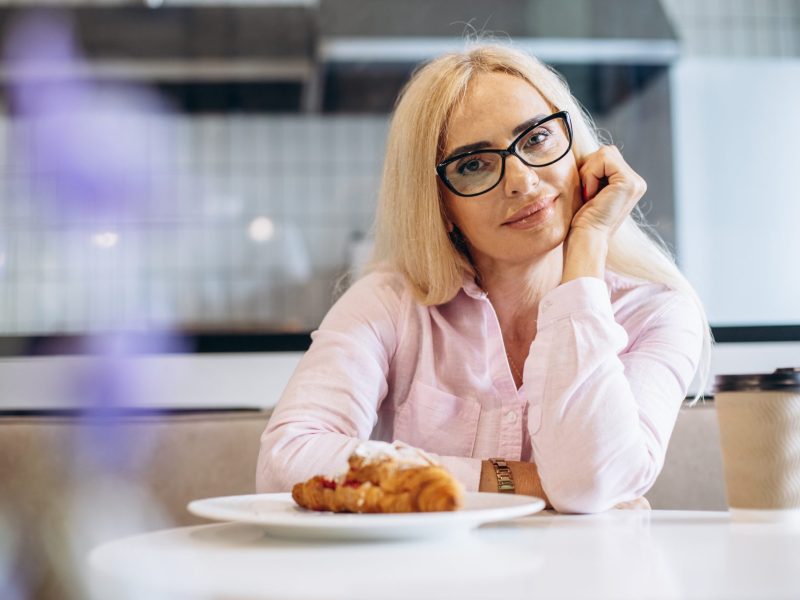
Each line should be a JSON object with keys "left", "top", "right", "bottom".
{"left": 489, "top": 458, "right": 515, "bottom": 493}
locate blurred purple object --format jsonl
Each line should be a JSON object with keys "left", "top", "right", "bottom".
{"left": 2, "top": 13, "right": 187, "bottom": 600}
{"left": 4, "top": 10, "right": 171, "bottom": 221}
{"left": 3, "top": 10, "right": 186, "bottom": 405}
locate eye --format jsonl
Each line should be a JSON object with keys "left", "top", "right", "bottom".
{"left": 523, "top": 128, "right": 550, "bottom": 148}
{"left": 456, "top": 158, "right": 485, "bottom": 175}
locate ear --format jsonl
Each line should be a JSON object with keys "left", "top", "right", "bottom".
{"left": 440, "top": 204, "right": 455, "bottom": 233}
{"left": 441, "top": 203, "right": 458, "bottom": 234}
{"left": 437, "top": 182, "right": 455, "bottom": 233}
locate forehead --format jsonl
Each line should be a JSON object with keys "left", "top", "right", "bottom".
{"left": 445, "top": 71, "right": 551, "bottom": 151}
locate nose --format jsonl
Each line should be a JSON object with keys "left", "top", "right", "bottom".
{"left": 502, "top": 154, "right": 539, "bottom": 196}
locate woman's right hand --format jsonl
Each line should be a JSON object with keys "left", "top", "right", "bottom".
{"left": 561, "top": 146, "right": 647, "bottom": 284}
{"left": 613, "top": 497, "right": 651, "bottom": 510}
{"left": 572, "top": 145, "right": 647, "bottom": 239}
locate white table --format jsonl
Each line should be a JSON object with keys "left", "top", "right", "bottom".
{"left": 89, "top": 510, "right": 800, "bottom": 600}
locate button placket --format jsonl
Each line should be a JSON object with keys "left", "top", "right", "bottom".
{"left": 482, "top": 293, "right": 526, "bottom": 460}
{"left": 498, "top": 399, "right": 526, "bottom": 460}
{"left": 482, "top": 299, "right": 524, "bottom": 396}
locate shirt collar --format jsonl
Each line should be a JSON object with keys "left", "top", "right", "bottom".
{"left": 460, "top": 271, "right": 488, "bottom": 300}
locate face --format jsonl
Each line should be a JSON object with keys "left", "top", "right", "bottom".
{"left": 440, "top": 71, "right": 582, "bottom": 268}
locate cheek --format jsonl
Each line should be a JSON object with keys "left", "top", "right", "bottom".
{"left": 443, "top": 191, "right": 495, "bottom": 234}
{"left": 554, "top": 162, "right": 583, "bottom": 215}
{"left": 567, "top": 188, "right": 583, "bottom": 217}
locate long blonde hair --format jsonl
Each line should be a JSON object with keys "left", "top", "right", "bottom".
{"left": 369, "top": 43, "right": 712, "bottom": 398}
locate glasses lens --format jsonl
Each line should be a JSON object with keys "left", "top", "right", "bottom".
{"left": 516, "top": 117, "right": 570, "bottom": 166}
{"left": 444, "top": 152, "right": 502, "bottom": 196}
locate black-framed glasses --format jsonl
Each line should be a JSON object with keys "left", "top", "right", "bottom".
{"left": 435, "top": 111, "right": 573, "bottom": 198}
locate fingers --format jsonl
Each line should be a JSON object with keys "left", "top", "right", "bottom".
{"left": 613, "top": 496, "right": 651, "bottom": 510}
{"left": 579, "top": 145, "right": 647, "bottom": 202}
{"left": 571, "top": 145, "right": 648, "bottom": 237}
{"left": 579, "top": 146, "right": 618, "bottom": 202}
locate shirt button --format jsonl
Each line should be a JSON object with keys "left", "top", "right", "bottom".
{"left": 505, "top": 410, "right": 518, "bottom": 424}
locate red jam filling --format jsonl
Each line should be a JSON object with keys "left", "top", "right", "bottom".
{"left": 343, "top": 479, "right": 361, "bottom": 488}
{"left": 320, "top": 478, "right": 337, "bottom": 490}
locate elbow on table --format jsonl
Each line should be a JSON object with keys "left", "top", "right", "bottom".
{"left": 256, "top": 464, "right": 286, "bottom": 494}
{"left": 547, "top": 480, "right": 615, "bottom": 514}
{"left": 255, "top": 434, "right": 295, "bottom": 493}
{"left": 256, "top": 455, "right": 299, "bottom": 494}
{"left": 545, "top": 466, "right": 658, "bottom": 515}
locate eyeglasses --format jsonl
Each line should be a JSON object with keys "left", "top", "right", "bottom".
{"left": 435, "top": 111, "right": 573, "bottom": 198}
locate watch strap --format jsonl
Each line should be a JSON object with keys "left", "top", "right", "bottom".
{"left": 489, "top": 458, "right": 515, "bottom": 493}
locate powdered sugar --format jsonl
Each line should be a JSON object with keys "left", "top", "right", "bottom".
{"left": 353, "top": 440, "right": 438, "bottom": 468}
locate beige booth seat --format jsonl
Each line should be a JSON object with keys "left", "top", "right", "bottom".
{"left": 0, "top": 408, "right": 271, "bottom": 600}
{"left": 0, "top": 403, "right": 725, "bottom": 599}
{"left": 1, "top": 408, "right": 270, "bottom": 523}
{"left": 0, "top": 403, "right": 727, "bottom": 520}
{"left": 646, "top": 402, "right": 726, "bottom": 510}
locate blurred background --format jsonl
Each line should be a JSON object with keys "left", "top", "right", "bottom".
{"left": 0, "top": 0, "right": 796, "bottom": 407}
{"left": 0, "top": 0, "right": 796, "bottom": 348}
{"left": 0, "top": 0, "right": 800, "bottom": 409}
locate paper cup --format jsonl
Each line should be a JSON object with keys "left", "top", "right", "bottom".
{"left": 714, "top": 368, "right": 800, "bottom": 521}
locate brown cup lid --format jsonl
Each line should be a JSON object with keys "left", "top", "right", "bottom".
{"left": 714, "top": 367, "right": 800, "bottom": 392}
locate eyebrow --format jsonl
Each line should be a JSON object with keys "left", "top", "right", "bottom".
{"left": 444, "top": 113, "right": 550, "bottom": 161}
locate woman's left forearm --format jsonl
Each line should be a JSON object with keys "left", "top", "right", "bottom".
{"left": 561, "top": 230, "right": 609, "bottom": 284}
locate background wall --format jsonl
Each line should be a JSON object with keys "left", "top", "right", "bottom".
{"left": 661, "top": 0, "right": 800, "bottom": 57}
{"left": 672, "top": 59, "right": 800, "bottom": 325}
{"left": 0, "top": 115, "right": 386, "bottom": 334}
{"left": 661, "top": 1, "right": 800, "bottom": 326}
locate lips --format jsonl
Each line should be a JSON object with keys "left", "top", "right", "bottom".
{"left": 502, "top": 196, "right": 557, "bottom": 225}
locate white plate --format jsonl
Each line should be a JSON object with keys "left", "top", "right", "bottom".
{"left": 188, "top": 492, "right": 545, "bottom": 541}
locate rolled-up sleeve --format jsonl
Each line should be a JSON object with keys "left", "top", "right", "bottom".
{"left": 525, "top": 277, "right": 704, "bottom": 514}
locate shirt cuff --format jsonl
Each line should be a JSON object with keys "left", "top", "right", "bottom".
{"left": 537, "top": 277, "right": 613, "bottom": 327}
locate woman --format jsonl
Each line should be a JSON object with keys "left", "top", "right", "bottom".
{"left": 256, "top": 44, "right": 711, "bottom": 513}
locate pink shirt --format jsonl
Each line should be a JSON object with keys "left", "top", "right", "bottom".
{"left": 257, "top": 270, "right": 704, "bottom": 513}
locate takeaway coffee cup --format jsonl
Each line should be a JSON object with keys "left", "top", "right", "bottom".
{"left": 714, "top": 367, "right": 800, "bottom": 522}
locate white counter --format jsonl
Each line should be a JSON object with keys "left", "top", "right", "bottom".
{"left": 1, "top": 342, "right": 798, "bottom": 410}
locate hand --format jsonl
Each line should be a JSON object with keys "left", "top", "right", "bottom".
{"left": 613, "top": 496, "right": 651, "bottom": 510}
{"left": 571, "top": 145, "right": 647, "bottom": 240}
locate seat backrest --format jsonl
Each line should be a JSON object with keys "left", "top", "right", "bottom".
{"left": 0, "top": 409, "right": 271, "bottom": 527}
{"left": 0, "top": 409, "right": 272, "bottom": 600}
{"left": 646, "top": 403, "right": 727, "bottom": 510}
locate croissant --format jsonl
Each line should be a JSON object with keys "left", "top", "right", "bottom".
{"left": 292, "top": 454, "right": 463, "bottom": 513}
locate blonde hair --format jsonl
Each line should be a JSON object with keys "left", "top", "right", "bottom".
{"left": 369, "top": 43, "right": 712, "bottom": 399}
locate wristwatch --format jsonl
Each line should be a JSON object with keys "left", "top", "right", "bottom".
{"left": 489, "top": 458, "right": 515, "bottom": 493}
